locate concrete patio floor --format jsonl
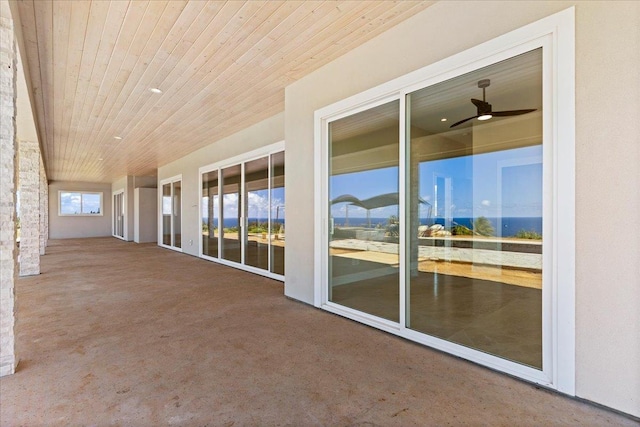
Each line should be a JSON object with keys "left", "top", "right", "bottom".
{"left": 0, "top": 237, "right": 636, "bottom": 426}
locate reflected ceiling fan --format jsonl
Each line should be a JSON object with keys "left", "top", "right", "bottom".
{"left": 449, "top": 79, "right": 536, "bottom": 128}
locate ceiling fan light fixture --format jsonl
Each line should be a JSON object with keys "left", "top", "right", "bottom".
{"left": 450, "top": 78, "right": 536, "bottom": 128}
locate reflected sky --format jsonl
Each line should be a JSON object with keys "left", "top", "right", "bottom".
{"left": 330, "top": 145, "right": 541, "bottom": 219}
{"left": 60, "top": 192, "right": 101, "bottom": 214}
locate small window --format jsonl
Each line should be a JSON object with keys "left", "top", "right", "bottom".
{"left": 59, "top": 191, "right": 103, "bottom": 216}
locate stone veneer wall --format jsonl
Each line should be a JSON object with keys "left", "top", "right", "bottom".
{"left": 18, "top": 140, "right": 40, "bottom": 276}
{"left": 39, "top": 156, "right": 47, "bottom": 255}
{"left": 0, "top": 7, "right": 17, "bottom": 376}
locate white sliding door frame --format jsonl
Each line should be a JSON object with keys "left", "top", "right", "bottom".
{"left": 314, "top": 8, "right": 575, "bottom": 394}
{"left": 159, "top": 174, "right": 183, "bottom": 252}
{"left": 198, "top": 141, "right": 285, "bottom": 281}
{"left": 112, "top": 189, "right": 125, "bottom": 240}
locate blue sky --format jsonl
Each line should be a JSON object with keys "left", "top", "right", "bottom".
{"left": 330, "top": 145, "right": 542, "bottom": 219}
{"left": 200, "top": 186, "right": 285, "bottom": 221}
{"left": 60, "top": 192, "right": 101, "bottom": 215}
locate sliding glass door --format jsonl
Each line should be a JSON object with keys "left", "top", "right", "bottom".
{"left": 245, "top": 157, "right": 269, "bottom": 270}
{"left": 270, "top": 151, "right": 285, "bottom": 275}
{"left": 200, "top": 143, "right": 285, "bottom": 280}
{"left": 221, "top": 165, "right": 241, "bottom": 263}
{"left": 202, "top": 170, "right": 219, "bottom": 258}
{"left": 328, "top": 100, "right": 400, "bottom": 322}
{"left": 405, "top": 49, "right": 543, "bottom": 368}
{"left": 112, "top": 191, "right": 124, "bottom": 239}
{"left": 320, "top": 48, "right": 547, "bottom": 374}
{"left": 161, "top": 176, "right": 182, "bottom": 251}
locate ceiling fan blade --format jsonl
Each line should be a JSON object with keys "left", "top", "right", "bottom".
{"left": 492, "top": 109, "right": 537, "bottom": 117}
{"left": 449, "top": 116, "right": 478, "bottom": 128}
{"left": 471, "top": 98, "right": 487, "bottom": 108}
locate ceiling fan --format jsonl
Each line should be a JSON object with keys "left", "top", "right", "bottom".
{"left": 449, "top": 79, "right": 536, "bottom": 128}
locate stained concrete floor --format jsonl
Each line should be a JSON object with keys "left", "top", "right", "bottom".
{"left": 0, "top": 237, "right": 636, "bottom": 426}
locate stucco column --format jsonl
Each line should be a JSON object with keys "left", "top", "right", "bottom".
{"left": 0, "top": 4, "right": 18, "bottom": 376}
{"left": 18, "top": 140, "right": 40, "bottom": 276}
{"left": 39, "top": 155, "right": 48, "bottom": 255}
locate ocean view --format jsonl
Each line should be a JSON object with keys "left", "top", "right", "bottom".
{"left": 332, "top": 216, "right": 542, "bottom": 238}
{"left": 206, "top": 217, "right": 542, "bottom": 237}
{"left": 205, "top": 218, "right": 285, "bottom": 228}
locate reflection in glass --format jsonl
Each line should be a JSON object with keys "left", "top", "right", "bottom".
{"left": 172, "top": 181, "right": 182, "bottom": 248}
{"left": 328, "top": 100, "right": 400, "bottom": 322}
{"left": 245, "top": 157, "right": 269, "bottom": 270}
{"left": 221, "top": 165, "right": 242, "bottom": 263}
{"left": 406, "top": 49, "right": 543, "bottom": 368}
{"left": 202, "top": 171, "right": 219, "bottom": 258}
{"left": 270, "top": 152, "right": 285, "bottom": 275}
{"left": 61, "top": 192, "right": 81, "bottom": 215}
{"left": 162, "top": 184, "right": 171, "bottom": 246}
{"left": 113, "top": 192, "right": 124, "bottom": 238}
{"left": 82, "top": 193, "right": 101, "bottom": 214}
{"left": 113, "top": 193, "right": 117, "bottom": 235}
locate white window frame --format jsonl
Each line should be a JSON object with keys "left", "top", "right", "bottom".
{"left": 198, "top": 141, "right": 285, "bottom": 281}
{"left": 58, "top": 190, "right": 104, "bottom": 217}
{"left": 159, "top": 174, "right": 183, "bottom": 252}
{"left": 112, "top": 189, "right": 126, "bottom": 240}
{"left": 314, "top": 8, "right": 575, "bottom": 394}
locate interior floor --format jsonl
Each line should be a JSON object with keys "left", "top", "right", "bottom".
{"left": 1, "top": 238, "right": 635, "bottom": 425}
{"left": 331, "top": 257, "right": 542, "bottom": 368}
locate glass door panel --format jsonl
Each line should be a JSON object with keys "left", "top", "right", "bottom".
{"left": 113, "top": 194, "right": 117, "bottom": 235}
{"left": 202, "top": 171, "right": 219, "bottom": 257}
{"left": 406, "top": 49, "right": 543, "bottom": 368}
{"left": 270, "top": 152, "right": 285, "bottom": 275}
{"left": 162, "top": 184, "right": 172, "bottom": 246}
{"left": 328, "top": 100, "right": 400, "bottom": 322}
{"left": 113, "top": 192, "right": 124, "bottom": 238}
{"left": 221, "top": 165, "right": 242, "bottom": 263}
{"left": 172, "top": 181, "right": 181, "bottom": 248}
{"left": 244, "top": 157, "right": 269, "bottom": 270}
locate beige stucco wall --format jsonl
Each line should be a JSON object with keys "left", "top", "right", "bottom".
{"left": 157, "top": 112, "right": 284, "bottom": 257}
{"left": 48, "top": 181, "right": 112, "bottom": 239}
{"left": 285, "top": 1, "right": 639, "bottom": 417}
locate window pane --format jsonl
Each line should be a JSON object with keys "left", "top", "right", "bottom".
{"left": 81, "top": 193, "right": 101, "bottom": 214}
{"left": 60, "top": 192, "right": 81, "bottom": 215}
{"left": 406, "top": 48, "right": 543, "bottom": 368}
{"left": 173, "top": 181, "right": 181, "bottom": 248}
{"left": 221, "top": 165, "right": 241, "bottom": 263}
{"left": 202, "top": 171, "right": 219, "bottom": 258}
{"left": 162, "top": 184, "right": 171, "bottom": 246}
{"left": 328, "top": 100, "right": 400, "bottom": 322}
{"left": 245, "top": 157, "right": 269, "bottom": 270}
{"left": 270, "top": 151, "right": 285, "bottom": 275}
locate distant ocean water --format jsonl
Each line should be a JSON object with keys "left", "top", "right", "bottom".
{"left": 206, "top": 217, "right": 541, "bottom": 237}
{"left": 332, "top": 217, "right": 542, "bottom": 237}
{"left": 205, "top": 218, "right": 285, "bottom": 228}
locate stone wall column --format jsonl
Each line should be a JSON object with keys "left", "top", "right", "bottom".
{"left": 0, "top": 6, "right": 18, "bottom": 376}
{"left": 39, "top": 155, "right": 47, "bottom": 255}
{"left": 18, "top": 140, "right": 40, "bottom": 276}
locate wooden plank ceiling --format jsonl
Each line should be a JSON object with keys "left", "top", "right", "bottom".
{"left": 15, "top": 0, "right": 434, "bottom": 183}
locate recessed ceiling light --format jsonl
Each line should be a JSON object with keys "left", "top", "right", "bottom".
{"left": 149, "top": 87, "right": 163, "bottom": 94}
{"left": 98, "top": 158, "right": 103, "bottom": 161}
{"left": 440, "top": 118, "right": 447, "bottom": 122}
{"left": 113, "top": 136, "right": 122, "bottom": 140}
